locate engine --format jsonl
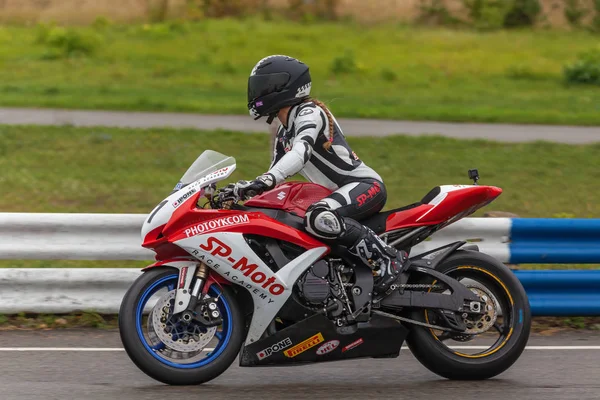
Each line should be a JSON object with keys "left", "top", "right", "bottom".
{"left": 294, "top": 259, "right": 354, "bottom": 324}
{"left": 297, "top": 260, "right": 331, "bottom": 305}
{"left": 243, "top": 235, "right": 359, "bottom": 326}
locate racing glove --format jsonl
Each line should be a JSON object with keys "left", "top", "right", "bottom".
{"left": 228, "top": 173, "right": 276, "bottom": 201}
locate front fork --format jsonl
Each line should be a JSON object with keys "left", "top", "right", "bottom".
{"left": 171, "top": 262, "right": 223, "bottom": 327}
{"left": 182, "top": 263, "right": 209, "bottom": 314}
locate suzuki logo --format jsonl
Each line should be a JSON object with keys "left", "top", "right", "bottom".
{"left": 277, "top": 191, "right": 286, "bottom": 200}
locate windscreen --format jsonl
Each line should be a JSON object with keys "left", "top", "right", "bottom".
{"left": 178, "top": 150, "right": 236, "bottom": 185}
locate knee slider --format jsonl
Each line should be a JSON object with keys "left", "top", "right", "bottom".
{"left": 304, "top": 203, "right": 345, "bottom": 239}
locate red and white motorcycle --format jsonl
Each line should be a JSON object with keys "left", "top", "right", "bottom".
{"left": 119, "top": 150, "right": 531, "bottom": 385}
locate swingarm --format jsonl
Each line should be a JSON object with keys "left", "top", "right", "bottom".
{"left": 379, "top": 241, "right": 484, "bottom": 318}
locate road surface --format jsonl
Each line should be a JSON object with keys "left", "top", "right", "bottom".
{"left": 1, "top": 329, "right": 599, "bottom": 400}
{"left": 1, "top": 107, "right": 599, "bottom": 144}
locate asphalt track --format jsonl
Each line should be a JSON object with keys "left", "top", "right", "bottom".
{"left": 1, "top": 107, "right": 599, "bottom": 143}
{"left": 1, "top": 330, "right": 599, "bottom": 400}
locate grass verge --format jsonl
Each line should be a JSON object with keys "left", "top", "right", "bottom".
{"left": 1, "top": 20, "right": 600, "bottom": 124}
{"left": 0, "top": 124, "right": 598, "bottom": 270}
{"left": 1, "top": 125, "right": 598, "bottom": 216}
{"left": 0, "top": 313, "right": 597, "bottom": 333}
{"left": 0, "top": 312, "right": 118, "bottom": 330}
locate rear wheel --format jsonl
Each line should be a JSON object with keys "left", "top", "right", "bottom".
{"left": 119, "top": 267, "right": 244, "bottom": 385}
{"left": 406, "top": 250, "right": 531, "bottom": 380}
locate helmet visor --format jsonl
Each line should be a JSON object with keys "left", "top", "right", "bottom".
{"left": 247, "top": 72, "right": 291, "bottom": 102}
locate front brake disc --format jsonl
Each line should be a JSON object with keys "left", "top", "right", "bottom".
{"left": 148, "top": 290, "right": 217, "bottom": 353}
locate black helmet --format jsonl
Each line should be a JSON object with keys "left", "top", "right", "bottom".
{"left": 248, "top": 55, "right": 311, "bottom": 123}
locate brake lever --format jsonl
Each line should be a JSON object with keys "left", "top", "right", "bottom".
{"left": 214, "top": 188, "right": 239, "bottom": 209}
{"left": 204, "top": 183, "right": 217, "bottom": 198}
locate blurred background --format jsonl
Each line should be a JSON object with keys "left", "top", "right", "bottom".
{"left": 0, "top": 0, "right": 599, "bottom": 328}
{"left": 1, "top": 5, "right": 600, "bottom": 396}
{"left": 0, "top": 0, "right": 600, "bottom": 340}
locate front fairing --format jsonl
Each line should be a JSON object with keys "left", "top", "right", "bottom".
{"left": 141, "top": 160, "right": 237, "bottom": 243}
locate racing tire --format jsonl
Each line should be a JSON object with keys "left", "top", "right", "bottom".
{"left": 118, "top": 267, "right": 245, "bottom": 385}
{"left": 406, "top": 250, "right": 531, "bottom": 380}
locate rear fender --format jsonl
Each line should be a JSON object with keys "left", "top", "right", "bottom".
{"left": 410, "top": 241, "right": 479, "bottom": 270}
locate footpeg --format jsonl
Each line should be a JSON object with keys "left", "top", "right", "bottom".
{"left": 374, "top": 255, "right": 410, "bottom": 294}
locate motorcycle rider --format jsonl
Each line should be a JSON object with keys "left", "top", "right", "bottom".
{"left": 223, "top": 55, "right": 409, "bottom": 293}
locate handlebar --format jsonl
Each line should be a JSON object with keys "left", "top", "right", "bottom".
{"left": 207, "top": 184, "right": 257, "bottom": 210}
{"left": 209, "top": 186, "right": 239, "bottom": 210}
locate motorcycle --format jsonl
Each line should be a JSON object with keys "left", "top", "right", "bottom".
{"left": 119, "top": 150, "right": 531, "bottom": 385}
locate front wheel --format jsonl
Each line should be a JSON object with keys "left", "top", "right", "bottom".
{"left": 405, "top": 250, "right": 531, "bottom": 380}
{"left": 118, "top": 267, "right": 245, "bottom": 385}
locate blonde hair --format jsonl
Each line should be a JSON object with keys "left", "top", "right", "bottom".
{"left": 305, "top": 98, "right": 335, "bottom": 151}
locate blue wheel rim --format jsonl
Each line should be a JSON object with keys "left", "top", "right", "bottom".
{"left": 135, "top": 273, "right": 233, "bottom": 369}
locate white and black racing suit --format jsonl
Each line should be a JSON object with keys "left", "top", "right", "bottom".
{"left": 265, "top": 101, "right": 408, "bottom": 290}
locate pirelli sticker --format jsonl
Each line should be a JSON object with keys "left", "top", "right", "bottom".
{"left": 284, "top": 333, "right": 324, "bottom": 358}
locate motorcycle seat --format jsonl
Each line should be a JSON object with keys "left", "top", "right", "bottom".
{"left": 361, "top": 186, "right": 441, "bottom": 234}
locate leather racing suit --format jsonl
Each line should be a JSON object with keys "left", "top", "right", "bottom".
{"left": 262, "top": 101, "right": 408, "bottom": 291}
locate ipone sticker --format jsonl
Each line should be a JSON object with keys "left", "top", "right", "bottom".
{"left": 256, "top": 337, "right": 292, "bottom": 360}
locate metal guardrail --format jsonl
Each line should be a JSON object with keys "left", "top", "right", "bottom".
{"left": 0, "top": 213, "right": 599, "bottom": 316}
{"left": 0, "top": 213, "right": 509, "bottom": 261}
{"left": 0, "top": 268, "right": 141, "bottom": 314}
{"left": 1, "top": 268, "right": 598, "bottom": 316}
{"left": 516, "top": 270, "right": 600, "bottom": 316}
{"left": 0, "top": 213, "right": 150, "bottom": 260}
{"left": 509, "top": 219, "right": 600, "bottom": 264}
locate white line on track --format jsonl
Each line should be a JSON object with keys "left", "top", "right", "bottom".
{"left": 446, "top": 346, "right": 600, "bottom": 350}
{"left": 0, "top": 346, "right": 600, "bottom": 351}
{"left": 0, "top": 348, "right": 126, "bottom": 352}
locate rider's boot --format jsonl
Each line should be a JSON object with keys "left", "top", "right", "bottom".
{"left": 346, "top": 224, "right": 410, "bottom": 294}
